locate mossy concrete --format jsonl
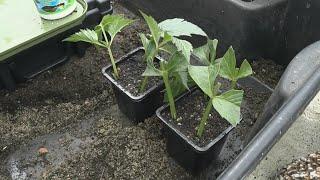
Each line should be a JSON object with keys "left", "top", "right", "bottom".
{"left": 248, "top": 92, "right": 320, "bottom": 179}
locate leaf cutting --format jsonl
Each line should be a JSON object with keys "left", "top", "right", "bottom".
{"left": 64, "top": 14, "right": 135, "bottom": 79}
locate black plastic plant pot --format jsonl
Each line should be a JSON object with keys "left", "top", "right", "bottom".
{"left": 156, "top": 89, "right": 234, "bottom": 175}
{"left": 102, "top": 48, "right": 164, "bottom": 123}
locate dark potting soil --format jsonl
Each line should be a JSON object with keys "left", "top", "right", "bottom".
{"left": 106, "top": 50, "right": 161, "bottom": 96}
{"left": 252, "top": 59, "right": 285, "bottom": 88}
{"left": 162, "top": 90, "right": 230, "bottom": 147}
{"left": 279, "top": 152, "right": 320, "bottom": 179}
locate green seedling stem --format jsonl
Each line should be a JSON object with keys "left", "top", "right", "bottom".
{"left": 161, "top": 62, "right": 177, "bottom": 119}
{"left": 197, "top": 83, "right": 221, "bottom": 137}
{"left": 101, "top": 26, "right": 119, "bottom": 79}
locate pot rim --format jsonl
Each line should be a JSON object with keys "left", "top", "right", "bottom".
{"left": 156, "top": 88, "right": 235, "bottom": 153}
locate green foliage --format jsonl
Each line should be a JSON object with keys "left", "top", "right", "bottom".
{"left": 95, "top": 15, "right": 135, "bottom": 45}
{"left": 139, "top": 11, "right": 207, "bottom": 64}
{"left": 219, "top": 46, "right": 253, "bottom": 88}
{"left": 158, "top": 18, "right": 207, "bottom": 37}
{"left": 64, "top": 14, "right": 135, "bottom": 78}
{"left": 171, "top": 37, "right": 193, "bottom": 60}
{"left": 188, "top": 65, "right": 219, "bottom": 98}
{"left": 64, "top": 29, "right": 102, "bottom": 46}
{"left": 189, "top": 39, "right": 253, "bottom": 137}
{"left": 139, "top": 11, "right": 207, "bottom": 119}
{"left": 211, "top": 90, "right": 243, "bottom": 126}
{"left": 193, "top": 39, "right": 218, "bottom": 65}
{"left": 140, "top": 11, "right": 162, "bottom": 45}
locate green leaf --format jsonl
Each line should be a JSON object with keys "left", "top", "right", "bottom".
{"left": 219, "top": 46, "right": 237, "bottom": 81}
{"left": 164, "top": 76, "right": 187, "bottom": 102}
{"left": 212, "top": 89, "right": 243, "bottom": 126}
{"left": 164, "top": 52, "right": 183, "bottom": 72}
{"left": 193, "top": 44, "right": 210, "bottom": 65}
{"left": 140, "top": 11, "right": 162, "bottom": 45}
{"left": 142, "top": 61, "right": 162, "bottom": 76}
{"left": 171, "top": 52, "right": 189, "bottom": 73}
{"left": 177, "top": 71, "right": 189, "bottom": 89}
{"left": 219, "top": 46, "right": 253, "bottom": 82}
{"left": 98, "top": 14, "right": 135, "bottom": 43}
{"left": 159, "top": 43, "right": 177, "bottom": 55}
{"left": 144, "top": 39, "right": 157, "bottom": 61}
{"left": 159, "top": 18, "right": 207, "bottom": 37}
{"left": 64, "top": 29, "right": 104, "bottom": 47}
{"left": 188, "top": 64, "right": 219, "bottom": 98}
{"left": 139, "top": 33, "right": 149, "bottom": 50}
{"left": 208, "top": 39, "right": 218, "bottom": 63}
{"left": 193, "top": 39, "right": 218, "bottom": 65}
{"left": 237, "top": 59, "right": 253, "bottom": 79}
{"left": 142, "top": 39, "right": 161, "bottom": 76}
{"left": 168, "top": 52, "right": 189, "bottom": 89}
{"left": 94, "top": 25, "right": 104, "bottom": 41}
{"left": 162, "top": 32, "right": 173, "bottom": 45}
{"left": 171, "top": 37, "right": 193, "bottom": 61}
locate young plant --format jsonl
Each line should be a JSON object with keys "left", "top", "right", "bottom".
{"left": 219, "top": 47, "right": 253, "bottom": 89}
{"left": 189, "top": 39, "right": 253, "bottom": 137}
{"left": 64, "top": 15, "right": 135, "bottom": 79}
{"left": 139, "top": 12, "right": 207, "bottom": 119}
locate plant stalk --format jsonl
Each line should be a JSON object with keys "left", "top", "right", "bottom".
{"left": 197, "top": 98, "right": 213, "bottom": 137}
{"left": 101, "top": 25, "right": 119, "bottom": 79}
{"left": 197, "top": 82, "right": 221, "bottom": 137}
{"left": 231, "top": 80, "right": 237, "bottom": 89}
{"left": 139, "top": 48, "right": 158, "bottom": 92}
{"left": 162, "top": 70, "right": 177, "bottom": 120}
{"left": 107, "top": 46, "right": 119, "bottom": 79}
{"left": 140, "top": 76, "right": 149, "bottom": 92}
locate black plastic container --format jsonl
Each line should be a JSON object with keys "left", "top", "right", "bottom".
{"left": 122, "top": 0, "right": 288, "bottom": 64}
{"left": 83, "top": 0, "right": 113, "bottom": 28}
{"left": 0, "top": 0, "right": 112, "bottom": 91}
{"left": 156, "top": 88, "right": 234, "bottom": 175}
{"left": 102, "top": 48, "right": 164, "bottom": 123}
{"left": 122, "top": 0, "right": 320, "bottom": 65}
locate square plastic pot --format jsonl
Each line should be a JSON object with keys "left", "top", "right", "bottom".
{"left": 156, "top": 88, "right": 234, "bottom": 175}
{"left": 102, "top": 48, "right": 164, "bottom": 123}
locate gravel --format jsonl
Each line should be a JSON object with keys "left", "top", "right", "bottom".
{"left": 279, "top": 152, "right": 320, "bottom": 179}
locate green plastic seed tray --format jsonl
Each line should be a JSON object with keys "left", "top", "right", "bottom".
{"left": 0, "top": 0, "right": 88, "bottom": 62}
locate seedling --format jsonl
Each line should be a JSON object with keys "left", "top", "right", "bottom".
{"left": 64, "top": 14, "right": 135, "bottom": 79}
{"left": 189, "top": 39, "right": 253, "bottom": 137}
{"left": 139, "top": 12, "right": 207, "bottom": 119}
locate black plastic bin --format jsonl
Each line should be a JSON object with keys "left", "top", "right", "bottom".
{"left": 0, "top": 0, "right": 112, "bottom": 91}
{"left": 122, "top": 0, "right": 320, "bottom": 65}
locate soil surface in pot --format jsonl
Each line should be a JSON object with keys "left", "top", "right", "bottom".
{"left": 252, "top": 59, "right": 284, "bottom": 88}
{"left": 161, "top": 90, "right": 230, "bottom": 147}
{"left": 279, "top": 152, "right": 320, "bottom": 179}
{"left": 106, "top": 50, "right": 161, "bottom": 96}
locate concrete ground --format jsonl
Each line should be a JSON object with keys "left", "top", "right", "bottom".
{"left": 248, "top": 91, "right": 320, "bottom": 179}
